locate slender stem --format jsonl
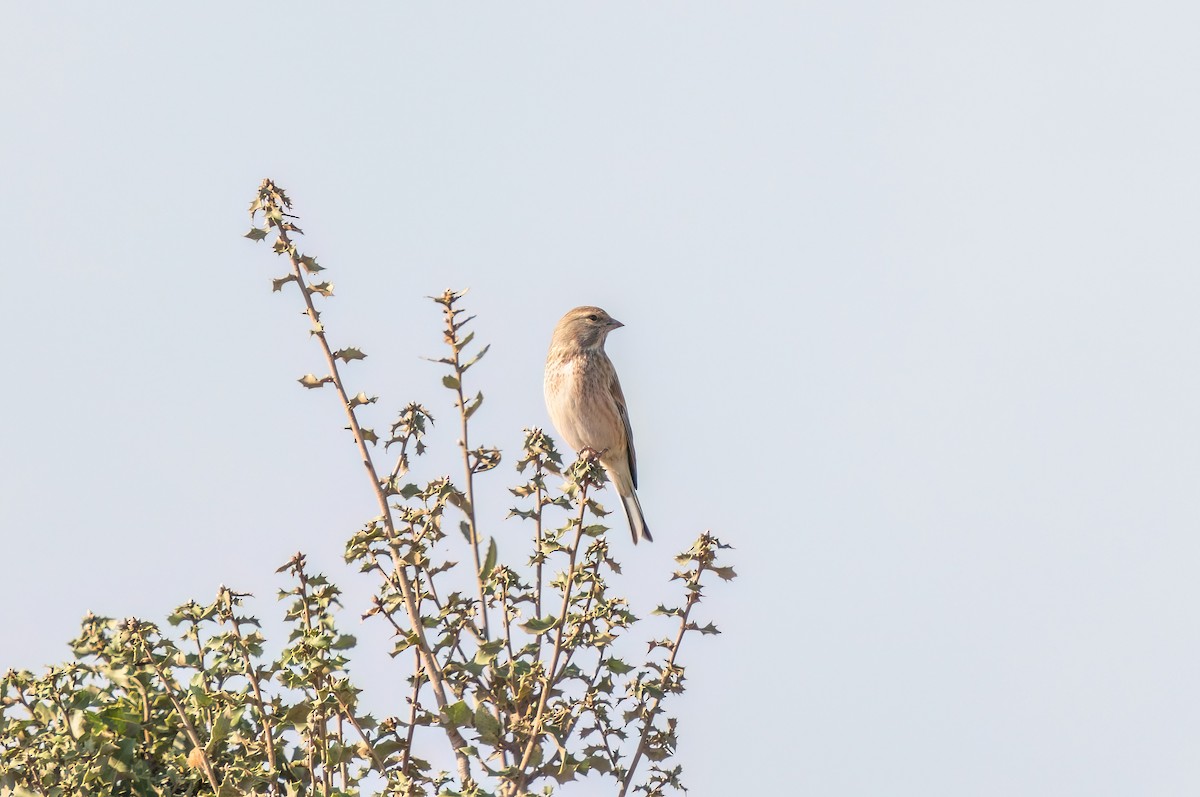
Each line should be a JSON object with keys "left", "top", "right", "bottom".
{"left": 271, "top": 221, "right": 474, "bottom": 785}
{"left": 445, "top": 304, "right": 490, "bottom": 642}
{"left": 337, "top": 715, "right": 349, "bottom": 790}
{"left": 552, "top": 544, "right": 607, "bottom": 684}
{"left": 543, "top": 653, "right": 607, "bottom": 772}
{"left": 511, "top": 481, "right": 590, "bottom": 793}
{"left": 402, "top": 647, "right": 423, "bottom": 777}
{"left": 533, "top": 477, "right": 545, "bottom": 661}
{"left": 617, "top": 564, "right": 709, "bottom": 797}
{"left": 331, "top": 693, "right": 385, "bottom": 774}
{"left": 141, "top": 644, "right": 220, "bottom": 792}
{"left": 224, "top": 604, "right": 280, "bottom": 793}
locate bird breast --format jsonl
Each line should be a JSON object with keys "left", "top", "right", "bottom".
{"left": 544, "top": 353, "right": 624, "bottom": 455}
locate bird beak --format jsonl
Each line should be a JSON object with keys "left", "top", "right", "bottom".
{"left": 609, "top": 318, "right": 624, "bottom": 329}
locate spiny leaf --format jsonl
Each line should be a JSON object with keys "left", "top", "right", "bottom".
{"left": 334, "top": 347, "right": 367, "bottom": 362}
{"left": 480, "top": 537, "right": 497, "bottom": 580}
{"left": 348, "top": 392, "right": 377, "bottom": 408}
{"left": 440, "top": 700, "right": 473, "bottom": 729}
{"left": 272, "top": 275, "right": 297, "bottom": 292}
{"left": 244, "top": 227, "right": 268, "bottom": 241}
{"left": 474, "top": 703, "right": 502, "bottom": 746}
{"left": 308, "top": 281, "right": 334, "bottom": 298}
{"left": 464, "top": 391, "right": 484, "bottom": 419}
{"left": 474, "top": 640, "right": 504, "bottom": 666}
{"left": 519, "top": 616, "right": 559, "bottom": 635}
{"left": 605, "top": 657, "right": 635, "bottom": 675}
{"left": 298, "top": 374, "right": 333, "bottom": 389}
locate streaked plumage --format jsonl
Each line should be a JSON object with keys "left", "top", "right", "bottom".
{"left": 544, "top": 306, "right": 652, "bottom": 544}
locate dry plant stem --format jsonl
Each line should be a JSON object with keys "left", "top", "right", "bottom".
{"left": 447, "top": 317, "right": 490, "bottom": 642}
{"left": 140, "top": 647, "right": 220, "bottom": 792}
{"left": 512, "top": 483, "right": 591, "bottom": 792}
{"left": 319, "top": 717, "right": 332, "bottom": 795}
{"left": 331, "top": 696, "right": 385, "bottom": 774}
{"left": 223, "top": 606, "right": 280, "bottom": 793}
{"left": 305, "top": 732, "right": 317, "bottom": 794}
{"left": 616, "top": 565, "right": 709, "bottom": 797}
{"left": 138, "top": 687, "right": 152, "bottom": 748}
{"left": 498, "top": 588, "right": 517, "bottom": 667}
{"left": 552, "top": 548, "right": 606, "bottom": 683}
{"left": 402, "top": 647, "right": 423, "bottom": 777}
{"left": 275, "top": 226, "right": 474, "bottom": 786}
{"left": 184, "top": 620, "right": 216, "bottom": 741}
{"left": 337, "top": 715, "right": 349, "bottom": 790}
{"left": 545, "top": 654, "right": 607, "bottom": 772}
{"left": 49, "top": 693, "right": 76, "bottom": 740}
{"left": 295, "top": 571, "right": 334, "bottom": 794}
{"left": 533, "top": 480, "right": 546, "bottom": 660}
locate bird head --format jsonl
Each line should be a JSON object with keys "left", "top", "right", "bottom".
{"left": 551, "top": 306, "right": 624, "bottom": 352}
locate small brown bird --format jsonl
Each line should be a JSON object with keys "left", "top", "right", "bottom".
{"left": 544, "top": 306, "right": 652, "bottom": 544}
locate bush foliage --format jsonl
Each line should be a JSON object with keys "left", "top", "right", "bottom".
{"left": 0, "top": 180, "right": 734, "bottom": 797}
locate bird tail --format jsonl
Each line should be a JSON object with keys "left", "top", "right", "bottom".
{"left": 620, "top": 488, "right": 653, "bottom": 545}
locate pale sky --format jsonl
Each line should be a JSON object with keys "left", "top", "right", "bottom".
{"left": 3, "top": 4, "right": 1199, "bottom": 795}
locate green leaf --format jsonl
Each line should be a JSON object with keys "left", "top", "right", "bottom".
{"left": 605, "top": 657, "right": 635, "bottom": 675}
{"left": 462, "top": 343, "right": 491, "bottom": 371}
{"left": 442, "top": 374, "right": 460, "bottom": 390}
{"left": 480, "top": 537, "right": 497, "bottom": 580}
{"left": 244, "top": 227, "right": 268, "bottom": 241}
{"left": 283, "top": 700, "right": 313, "bottom": 729}
{"left": 69, "top": 709, "right": 86, "bottom": 738}
{"left": 216, "top": 782, "right": 242, "bottom": 797}
{"left": 391, "top": 630, "right": 420, "bottom": 655}
{"left": 440, "top": 700, "right": 473, "bottom": 729}
{"left": 464, "top": 391, "right": 484, "bottom": 419}
{"left": 334, "top": 347, "right": 367, "bottom": 362}
{"left": 711, "top": 566, "right": 737, "bottom": 581}
{"left": 210, "top": 708, "right": 235, "bottom": 747}
{"left": 475, "top": 703, "right": 502, "bottom": 745}
{"left": 474, "top": 639, "right": 504, "bottom": 666}
{"left": 519, "top": 615, "right": 559, "bottom": 635}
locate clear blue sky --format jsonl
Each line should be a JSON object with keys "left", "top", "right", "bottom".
{"left": 3, "top": 4, "right": 1199, "bottom": 794}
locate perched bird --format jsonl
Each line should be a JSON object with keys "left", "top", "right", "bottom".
{"left": 544, "top": 306, "right": 652, "bottom": 544}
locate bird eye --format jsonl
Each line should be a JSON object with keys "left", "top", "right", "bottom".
{"left": 586, "top": 314, "right": 598, "bottom": 321}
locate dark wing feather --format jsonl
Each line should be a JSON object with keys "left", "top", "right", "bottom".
{"left": 609, "top": 370, "right": 638, "bottom": 488}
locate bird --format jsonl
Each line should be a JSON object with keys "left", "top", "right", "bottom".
{"left": 544, "top": 306, "right": 652, "bottom": 544}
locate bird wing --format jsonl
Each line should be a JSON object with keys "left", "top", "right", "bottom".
{"left": 610, "top": 371, "right": 638, "bottom": 489}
